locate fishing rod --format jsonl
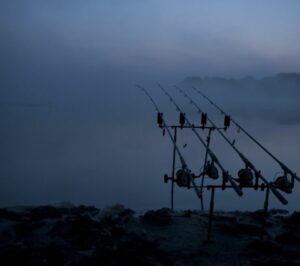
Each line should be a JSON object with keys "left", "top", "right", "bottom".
{"left": 193, "top": 87, "right": 300, "bottom": 185}
{"left": 157, "top": 83, "right": 243, "bottom": 197}
{"left": 176, "top": 86, "right": 288, "bottom": 205}
{"left": 137, "top": 85, "right": 202, "bottom": 200}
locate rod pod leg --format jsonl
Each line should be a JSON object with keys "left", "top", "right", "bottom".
{"left": 200, "top": 128, "right": 213, "bottom": 211}
{"left": 205, "top": 187, "right": 215, "bottom": 243}
{"left": 260, "top": 186, "right": 270, "bottom": 239}
{"left": 171, "top": 127, "right": 177, "bottom": 211}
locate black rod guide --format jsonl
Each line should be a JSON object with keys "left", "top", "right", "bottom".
{"left": 157, "top": 83, "right": 243, "bottom": 197}
{"left": 137, "top": 85, "right": 203, "bottom": 200}
{"left": 176, "top": 86, "right": 288, "bottom": 205}
{"left": 193, "top": 87, "right": 299, "bottom": 184}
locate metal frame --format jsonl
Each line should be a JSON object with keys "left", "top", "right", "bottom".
{"left": 162, "top": 125, "right": 226, "bottom": 211}
{"left": 138, "top": 84, "right": 295, "bottom": 242}
{"left": 203, "top": 184, "right": 271, "bottom": 242}
{"left": 193, "top": 87, "right": 299, "bottom": 186}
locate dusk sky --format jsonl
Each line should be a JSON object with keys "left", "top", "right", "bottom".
{"left": 1, "top": 1, "right": 300, "bottom": 211}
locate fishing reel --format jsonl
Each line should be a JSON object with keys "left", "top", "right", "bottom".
{"left": 235, "top": 168, "right": 254, "bottom": 187}
{"left": 164, "top": 169, "right": 192, "bottom": 188}
{"left": 273, "top": 172, "right": 293, "bottom": 194}
{"left": 204, "top": 161, "right": 219, "bottom": 179}
{"left": 175, "top": 169, "right": 191, "bottom": 188}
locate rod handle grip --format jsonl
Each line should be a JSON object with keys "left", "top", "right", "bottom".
{"left": 269, "top": 185, "right": 288, "bottom": 205}
{"left": 228, "top": 178, "right": 243, "bottom": 196}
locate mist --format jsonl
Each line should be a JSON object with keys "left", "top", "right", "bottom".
{"left": 1, "top": 1, "right": 300, "bottom": 211}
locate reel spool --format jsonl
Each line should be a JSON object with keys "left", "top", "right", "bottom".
{"left": 273, "top": 174, "right": 292, "bottom": 194}
{"left": 237, "top": 168, "right": 254, "bottom": 187}
{"left": 204, "top": 161, "right": 219, "bottom": 179}
{"left": 176, "top": 169, "right": 191, "bottom": 188}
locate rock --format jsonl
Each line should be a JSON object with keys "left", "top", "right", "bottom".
{"left": 141, "top": 208, "right": 172, "bottom": 225}
{"left": 182, "top": 210, "right": 193, "bottom": 218}
{"left": 269, "top": 209, "right": 289, "bottom": 215}
{"left": 14, "top": 221, "right": 38, "bottom": 240}
{"left": 0, "top": 245, "right": 30, "bottom": 266}
{"left": 0, "top": 209, "right": 26, "bottom": 222}
{"left": 247, "top": 239, "right": 300, "bottom": 263}
{"left": 101, "top": 204, "right": 133, "bottom": 216}
{"left": 91, "top": 233, "right": 171, "bottom": 266}
{"left": 1, "top": 205, "right": 300, "bottom": 266}
{"left": 28, "top": 206, "right": 68, "bottom": 220}
{"left": 252, "top": 210, "right": 270, "bottom": 222}
{"left": 0, "top": 227, "right": 15, "bottom": 246}
{"left": 275, "top": 231, "right": 300, "bottom": 246}
{"left": 49, "top": 214, "right": 101, "bottom": 250}
{"left": 218, "top": 222, "right": 262, "bottom": 236}
{"left": 211, "top": 214, "right": 237, "bottom": 223}
{"left": 0, "top": 244, "right": 68, "bottom": 266}
{"left": 248, "top": 240, "right": 283, "bottom": 254}
{"left": 288, "top": 212, "right": 300, "bottom": 228}
{"left": 71, "top": 205, "right": 99, "bottom": 216}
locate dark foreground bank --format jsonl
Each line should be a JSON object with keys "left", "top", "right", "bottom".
{"left": 0, "top": 204, "right": 299, "bottom": 265}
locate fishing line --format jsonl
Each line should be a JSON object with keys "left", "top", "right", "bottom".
{"left": 193, "top": 87, "right": 299, "bottom": 184}
{"left": 176, "top": 86, "right": 288, "bottom": 205}
{"left": 157, "top": 83, "right": 243, "bottom": 197}
{"left": 137, "top": 84, "right": 202, "bottom": 200}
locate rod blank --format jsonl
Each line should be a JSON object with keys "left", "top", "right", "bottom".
{"left": 176, "top": 86, "right": 288, "bottom": 205}
{"left": 193, "top": 87, "right": 299, "bottom": 184}
{"left": 137, "top": 85, "right": 202, "bottom": 200}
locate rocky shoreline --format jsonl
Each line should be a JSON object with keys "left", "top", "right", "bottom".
{"left": 0, "top": 204, "right": 299, "bottom": 265}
